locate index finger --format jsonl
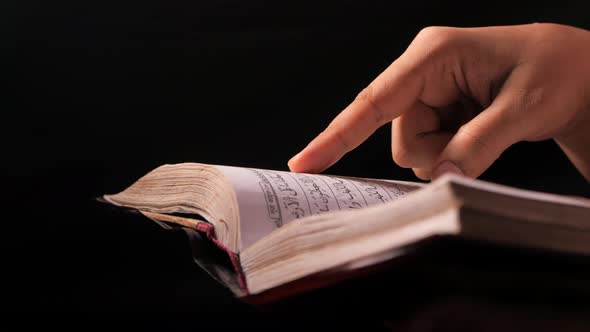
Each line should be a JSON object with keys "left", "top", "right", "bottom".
{"left": 288, "top": 56, "right": 424, "bottom": 173}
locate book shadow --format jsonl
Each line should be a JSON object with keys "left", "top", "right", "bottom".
{"left": 246, "top": 236, "right": 590, "bottom": 331}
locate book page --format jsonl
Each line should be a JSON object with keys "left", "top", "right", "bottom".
{"left": 216, "top": 165, "right": 423, "bottom": 249}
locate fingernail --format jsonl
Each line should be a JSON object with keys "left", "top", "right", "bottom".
{"left": 432, "top": 161, "right": 463, "bottom": 179}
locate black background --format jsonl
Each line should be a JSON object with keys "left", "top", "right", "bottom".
{"left": 3, "top": 0, "right": 590, "bottom": 330}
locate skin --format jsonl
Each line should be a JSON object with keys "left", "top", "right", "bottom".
{"left": 287, "top": 23, "right": 590, "bottom": 182}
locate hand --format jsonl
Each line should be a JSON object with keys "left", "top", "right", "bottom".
{"left": 287, "top": 23, "right": 590, "bottom": 181}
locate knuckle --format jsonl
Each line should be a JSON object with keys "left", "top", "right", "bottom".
{"left": 507, "top": 87, "right": 546, "bottom": 133}
{"left": 517, "top": 87, "right": 545, "bottom": 110}
{"left": 455, "top": 123, "right": 499, "bottom": 161}
{"left": 355, "top": 85, "right": 386, "bottom": 125}
{"left": 317, "top": 127, "right": 354, "bottom": 153}
{"left": 510, "top": 86, "right": 563, "bottom": 140}
{"left": 332, "top": 129, "right": 353, "bottom": 153}
{"left": 354, "top": 86, "right": 373, "bottom": 103}
{"left": 416, "top": 26, "right": 446, "bottom": 40}
{"left": 414, "top": 26, "right": 462, "bottom": 56}
{"left": 529, "top": 22, "right": 567, "bottom": 38}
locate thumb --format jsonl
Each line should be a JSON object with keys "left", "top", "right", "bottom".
{"left": 431, "top": 90, "right": 525, "bottom": 179}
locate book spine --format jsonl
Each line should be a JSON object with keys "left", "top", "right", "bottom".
{"left": 196, "top": 222, "right": 250, "bottom": 296}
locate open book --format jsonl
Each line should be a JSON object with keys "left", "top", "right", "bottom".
{"left": 102, "top": 163, "right": 590, "bottom": 301}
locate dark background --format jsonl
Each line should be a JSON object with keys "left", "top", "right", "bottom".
{"left": 3, "top": 0, "right": 590, "bottom": 329}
